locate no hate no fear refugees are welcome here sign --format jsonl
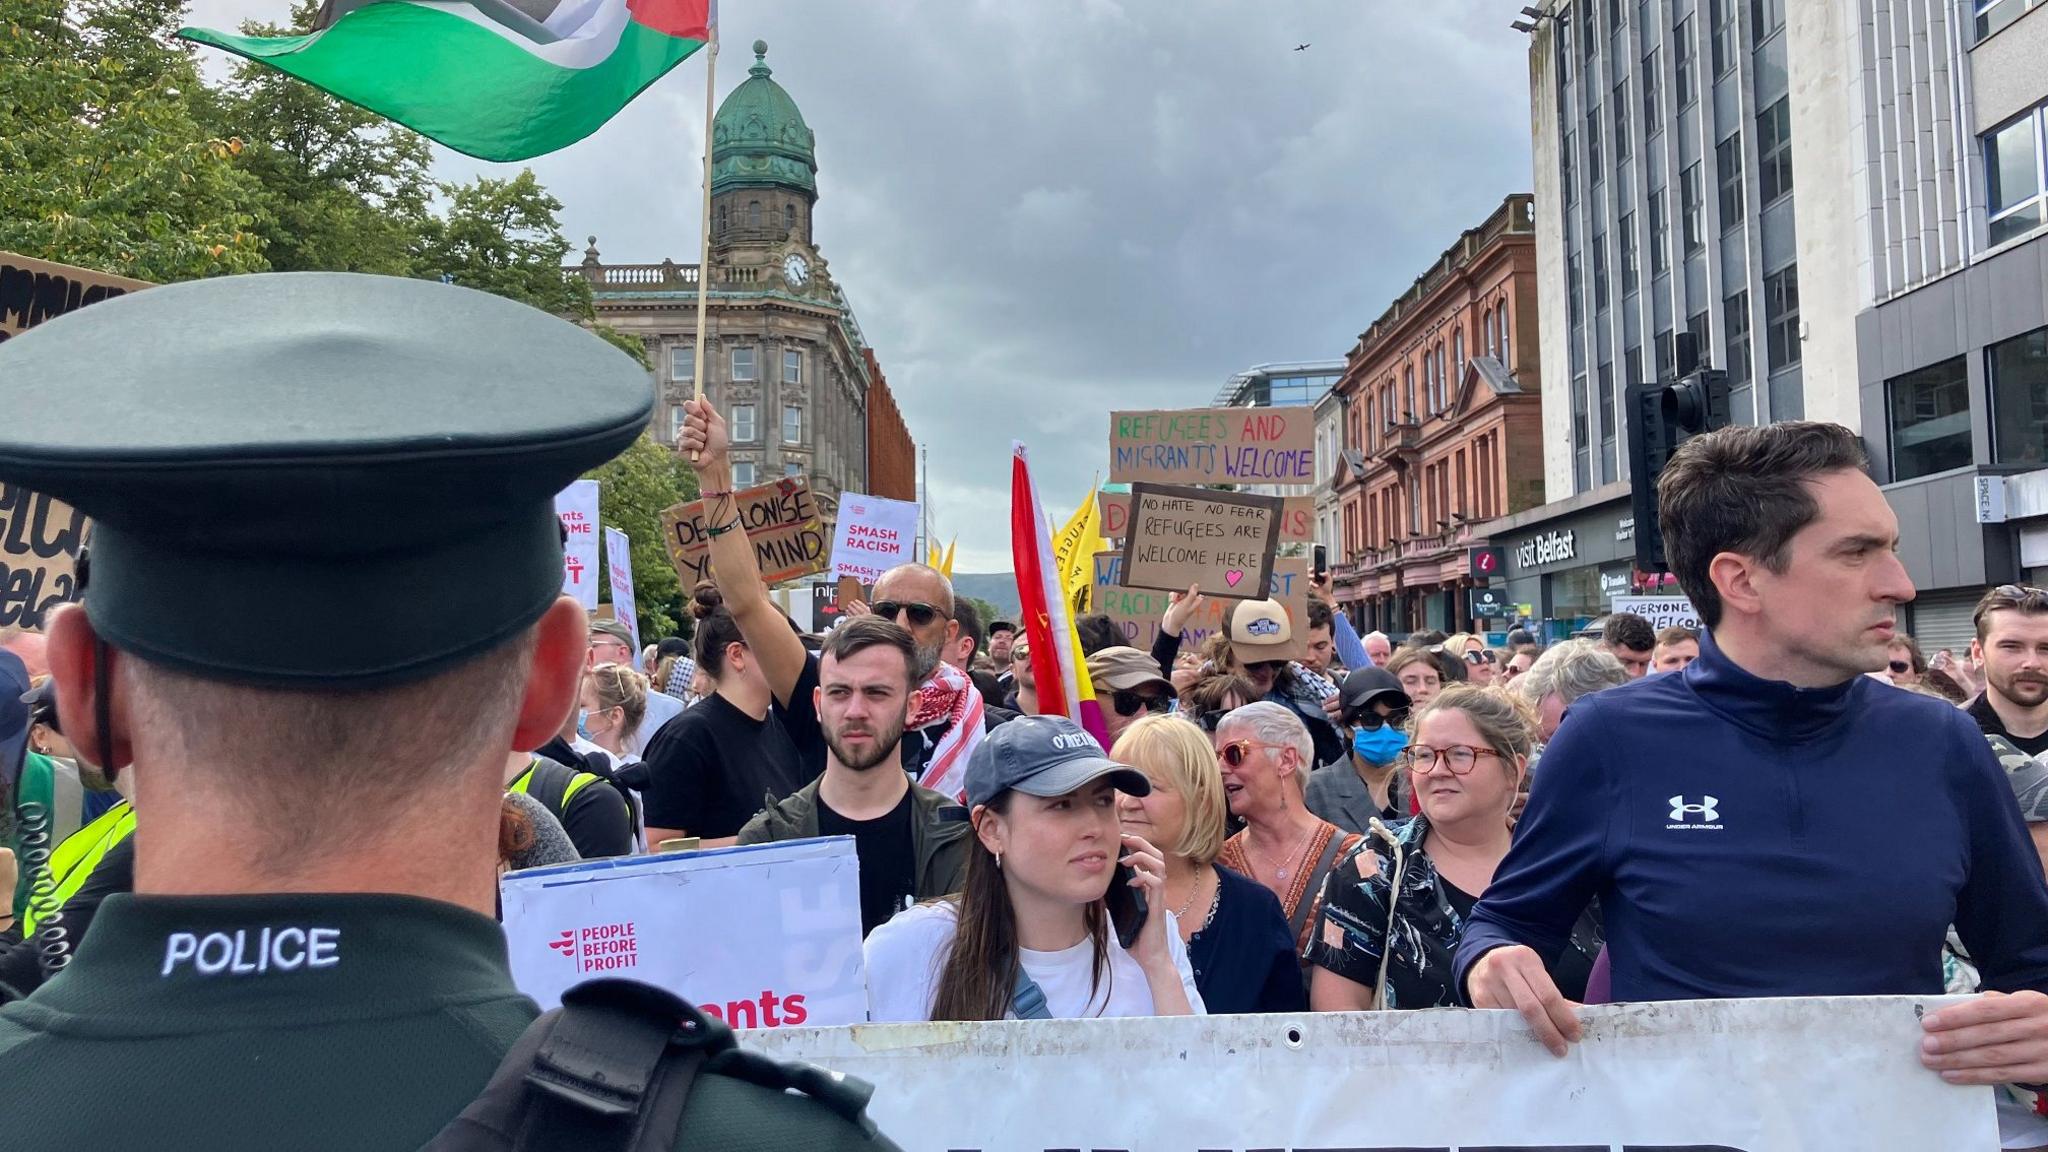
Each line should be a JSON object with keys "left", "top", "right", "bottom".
{"left": 1118, "top": 483, "right": 1283, "bottom": 600}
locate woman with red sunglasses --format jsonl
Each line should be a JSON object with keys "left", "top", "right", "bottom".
{"left": 1212, "top": 702, "right": 1364, "bottom": 971}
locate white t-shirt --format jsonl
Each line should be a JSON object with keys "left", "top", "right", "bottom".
{"left": 863, "top": 901, "right": 1207, "bottom": 1022}
{"left": 630, "top": 691, "right": 684, "bottom": 757}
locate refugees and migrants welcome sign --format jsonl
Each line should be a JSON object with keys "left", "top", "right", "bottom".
{"left": 1108, "top": 407, "right": 1316, "bottom": 486}
{"left": 747, "top": 996, "right": 1989, "bottom": 1152}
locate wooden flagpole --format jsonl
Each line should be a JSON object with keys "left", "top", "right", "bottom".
{"left": 690, "top": 28, "right": 719, "bottom": 405}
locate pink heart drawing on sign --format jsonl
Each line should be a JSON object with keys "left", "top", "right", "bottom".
{"left": 1225, "top": 569, "right": 1245, "bottom": 588}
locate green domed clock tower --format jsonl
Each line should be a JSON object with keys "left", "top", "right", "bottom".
{"left": 572, "top": 40, "right": 920, "bottom": 529}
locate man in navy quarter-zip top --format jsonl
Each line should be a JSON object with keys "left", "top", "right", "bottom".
{"left": 1455, "top": 421, "right": 2048, "bottom": 1091}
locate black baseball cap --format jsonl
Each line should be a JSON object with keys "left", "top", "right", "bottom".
{"left": 0, "top": 272, "right": 651, "bottom": 686}
{"left": 963, "top": 715, "right": 1151, "bottom": 809}
{"left": 1340, "top": 667, "right": 1410, "bottom": 715}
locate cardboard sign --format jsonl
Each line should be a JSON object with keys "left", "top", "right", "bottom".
{"left": 659, "top": 477, "right": 829, "bottom": 587}
{"left": 0, "top": 250, "right": 150, "bottom": 341}
{"left": 1092, "top": 554, "right": 1310, "bottom": 660}
{"left": 501, "top": 837, "right": 866, "bottom": 1025}
{"left": 745, "top": 996, "right": 1987, "bottom": 1151}
{"left": 1098, "top": 489, "right": 1314, "bottom": 544}
{"left": 603, "top": 526, "right": 640, "bottom": 664}
{"left": 555, "top": 479, "right": 600, "bottom": 610}
{"left": 1108, "top": 407, "right": 1316, "bottom": 486}
{"left": 1117, "top": 483, "right": 1282, "bottom": 598}
{"left": 0, "top": 486, "right": 87, "bottom": 632}
{"left": 0, "top": 254, "right": 151, "bottom": 632}
{"left": 828, "top": 492, "right": 919, "bottom": 583}
{"left": 1610, "top": 594, "right": 1703, "bottom": 630}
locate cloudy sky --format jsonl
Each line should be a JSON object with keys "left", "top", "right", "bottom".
{"left": 183, "top": 0, "right": 1535, "bottom": 572}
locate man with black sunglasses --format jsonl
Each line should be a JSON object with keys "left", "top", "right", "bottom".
{"left": 1084, "top": 646, "right": 1175, "bottom": 746}
{"left": 1304, "top": 668, "right": 1412, "bottom": 835}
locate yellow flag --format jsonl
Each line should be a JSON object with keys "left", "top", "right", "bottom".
{"left": 1051, "top": 486, "right": 1101, "bottom": 611}
{"left": 939, "top": 537, "right": 957, "bottom": 579}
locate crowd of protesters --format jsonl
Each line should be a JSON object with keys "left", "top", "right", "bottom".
{"left": 8, "top": 412, "right": 2048, "bottom": 1145}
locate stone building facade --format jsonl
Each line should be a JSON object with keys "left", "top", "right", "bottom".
{"left": 570, "top": 41, "right": 911, "bottom": 526}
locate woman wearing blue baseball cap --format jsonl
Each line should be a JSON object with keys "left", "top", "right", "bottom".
{"left": 863, "top": 715, "right": 1206, "bottom": 1021}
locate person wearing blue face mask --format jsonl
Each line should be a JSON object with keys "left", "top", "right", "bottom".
{"left": 1304, "top": 668, "right": 1411, "bottom": 835}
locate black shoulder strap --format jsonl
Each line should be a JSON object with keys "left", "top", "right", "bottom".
{"left": 420, "top": 979, "right": 730, "bottom": 1152}
{"left": 522, "top": 758, "right": 573, "bottom": 819}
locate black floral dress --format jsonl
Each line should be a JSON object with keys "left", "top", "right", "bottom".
{"left": 1307, "top": 815, "right": 1603, "bottom": 1009}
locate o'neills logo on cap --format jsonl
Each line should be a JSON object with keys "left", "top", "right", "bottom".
{"left": 162, "top": 926, "right": 340, "bottom": 977}
{"left": 1050, "top": 732, "right": 1093, "bottom": 751}
{"left": 552, "top": 920, "right": 640, "bottom": 973}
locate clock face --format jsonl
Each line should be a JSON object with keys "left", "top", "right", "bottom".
{"left": 782, "top": 253, "right": 810, "bottom": 287}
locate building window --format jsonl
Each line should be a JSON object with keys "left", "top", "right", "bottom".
{"left": 1725, "top": 289, "right": 1752, "bottom": 386}
{"left": 1588, "top": 117, "right": 1603, "bottom": 174}
{"left": 783, "top": 204, "right": 796, "bottom": 234}
{"left": 1482, "top": 307, "right": 1495, "bottom": 357}
{"left": 1562, "top": 131, "right": 1578, "bottom": 207}
{"left": 1682, "top": 163, "right": 1706, "bottom": 255}
{"left": 1642, "top": 50, "right": 1661, "bottom": 130}
{"left": 1757, "top": 98, "right": 1794, "bottom": 206}
{"left": 1404, "top": 365, "right": 1416, "bottom": 418}
{"left": 1608, "top": 0, "right": 1623, "bottom": 33}
{"left": 1750, "top": 0, "right": 1784, "bottom": 40}
{"left": 1584, "top": 6, "right": 1599, "bottom": 59}
{"left": 1620, "top": 211, "right": 1639, "bottom": 283}
{"left": 748, "top": 200, "right": 762, "bottom": 228}
{"left": 1568, "top": 253, "right": 1584, "bottom": 326}
{"left": 1453, "top": 328, "right": 1466, "bottom": 385}
{"left": 1978, "top": 0, "right": 2045, "bottom": 40}
{"left": 785, "top": 460, "right": 805, "bottom": 478}
{"left": 731, "top": 404, "right": 756, "bottom": 442}
{"left": 1650, "top": 189, "right": 1670, "bottom": 274}
{"left": 671, "top": 346, "right": 695, "bottom": 382}
{"left": 1763, "top": 265, "right": 1800, "bottom": 370}
{"left": 1558, "top": 11, "right": 1574, "bottom": 83}
{"left": 1651, "top": 330, "right": 1672, "bottom": 380}
{"left": 1572, "top": 373, "right": 1592, "bottom": 491}
{"left": 716, "top": 203, "right": 728, "bottom": 232}
{"left": 1593, "top": 235, "right": 1610, "bottom": 310}
{"left": 1597, "top": 362, "right": 1618, "bottom": 478}
{"left": 1613, "top": 80, "right": 1631, "bottom": 160}
{"left": 1717, "top": 134, "right": 1745, "bottom": 227}
{"left": 1675, "top": 17, "right": 1697, "bottom": 108}
{"left": 783, "top": 405, "right": 803, "bottom": 444}
{"left": 733, "top": 460, "right": 757, "bottom": 487}
{"left": 1991, "top": 326, "right": 2048, "bottom": 465}
{"left": 1987, "top": 105, "right": 2046, "bottom": 247}
{"left": 1688, "top": 309, "right": 1712, "bottom": 368}
{"left": 668, "top": 404, "right": 684, "bottom": 443}
{"left": 1887, "top": 357, "right": 1973, "bottom": 480}
{"left": 1711, "top": 0, "right": 1738, "bottom": 76}
{"left": 783, "top": 349, "right": 803, "bottom": 385}
{"left": 1497, "top": 305, "right": 1510, "bottom": 362}
{"left": 1624, "top": 348, "right": 1644, "bottom": 395}
{"left": 731, "top": 346, "right": 757, "bottom": 381}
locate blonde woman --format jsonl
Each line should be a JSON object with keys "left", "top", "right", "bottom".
{"left": 1307, "top": 687, "right": 1602, "bottom": 1011}
{"left": 1115, "top": 715, "right": 1307, "bottom": 1014}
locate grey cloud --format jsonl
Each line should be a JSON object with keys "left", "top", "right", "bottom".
{"left": 183, "top": 0, "right": 1532, "bottom": 572}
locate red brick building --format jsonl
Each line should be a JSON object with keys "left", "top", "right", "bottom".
{"left": 863, "top": 349, "right": 916, "bottom": 503}
{"left": 1332, "top": 194, "right": 1545, "bottom": 635}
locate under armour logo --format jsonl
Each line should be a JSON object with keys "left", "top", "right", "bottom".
{"left": 1669, "top": 795, "right": 1720, "bottom": 823}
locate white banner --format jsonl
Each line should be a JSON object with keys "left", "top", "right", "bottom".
{"left": 603, "top": 525, "right": 639, "bottom": 665}
{"left": 500, "top": 837, "right": 865, "bottom": 1028}
{"left": 1611, "top": 594, "right": 1702, "bottom": 630}
{"left": 555, "top": 479, "right": 600, "bottom": 610}
{"left": 828, "top": 493, "right": 919, "bottom": 583}
{"left": 748, "top": 996, "right": 1992, "bottom": 1151}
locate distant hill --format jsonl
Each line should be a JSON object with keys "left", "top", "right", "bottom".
{"left": 952, "top": 572, "right": 1020, "bottom": 620}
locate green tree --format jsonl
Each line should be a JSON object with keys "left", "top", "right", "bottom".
{"left": 0, "top": 0, "right": 267, "bottom": 280}
{"left": 200, "top": 1, "right": 433, "bottom": 276}
{"left": 585, "top": 432, "right": 700, "bottom": 641}
{"left": 413, "top": 170, "right": 592, "bottom": 315}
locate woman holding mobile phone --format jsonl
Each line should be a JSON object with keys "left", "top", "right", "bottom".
{"left": 864, "top": 716, "right": 1206, "bottom": 1022}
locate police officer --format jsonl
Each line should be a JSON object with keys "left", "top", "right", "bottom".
{"left": 0, "top": 272, "right": 896, "bottom": 1151}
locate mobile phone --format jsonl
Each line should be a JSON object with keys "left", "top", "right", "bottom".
{"left": 1107, "top": 861, "right": 1149, "bottom": 949}
{"left": 1313, "top": 543, "right": 1329, "bottom": 580}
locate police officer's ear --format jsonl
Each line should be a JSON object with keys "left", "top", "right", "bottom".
{"left": 509, "top": 597, "right": 593, "bottom": 754}
{"left": 44, "top": 604, "right": 134, "bottom": 773}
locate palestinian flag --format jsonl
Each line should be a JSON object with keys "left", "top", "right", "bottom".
{"left": 180, "top": 0, "right": 714, "bottom": 162}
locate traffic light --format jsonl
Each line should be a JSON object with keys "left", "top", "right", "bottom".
{"left": 1626, "top": 332, "right": 1730, "bottom": 571}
